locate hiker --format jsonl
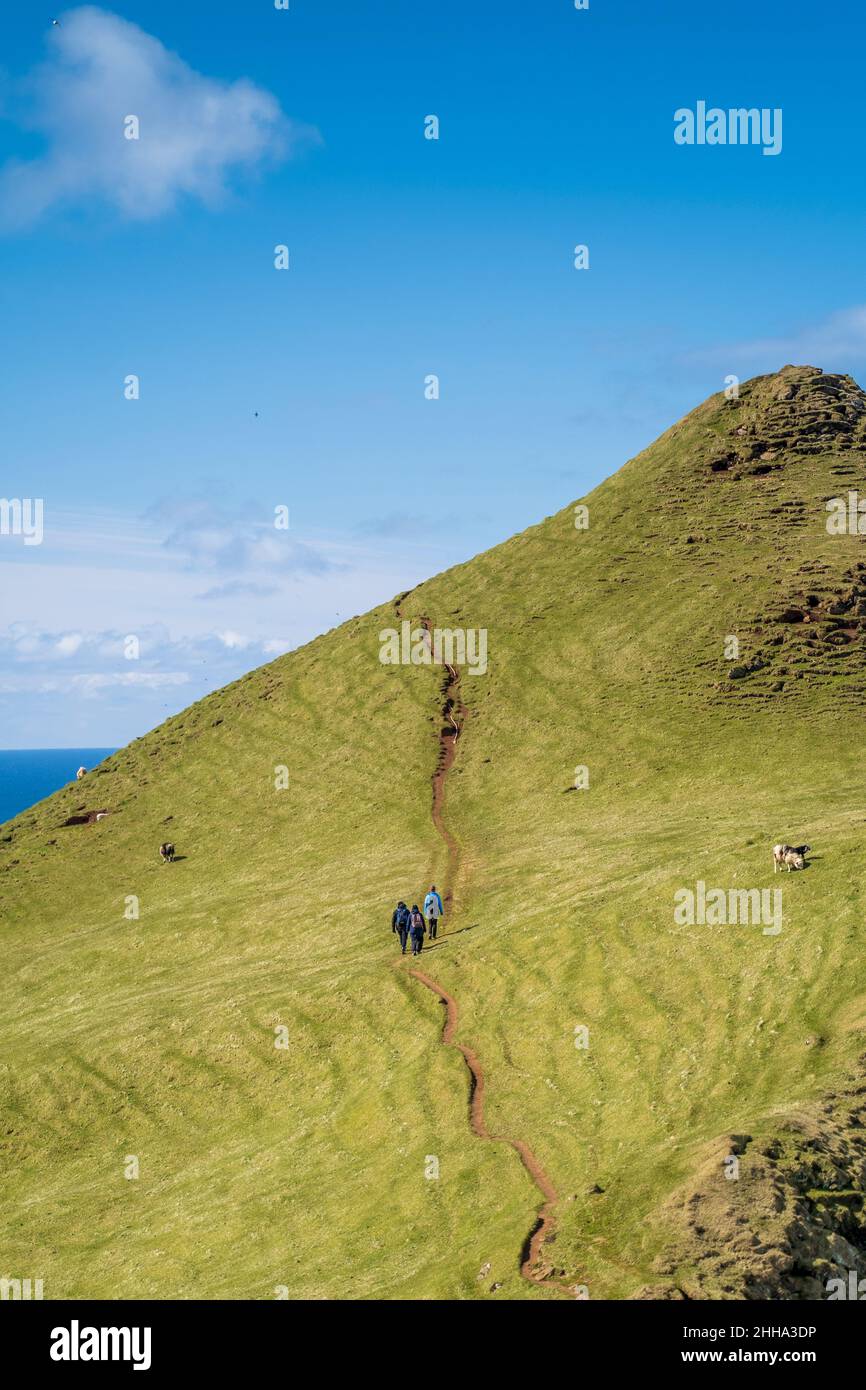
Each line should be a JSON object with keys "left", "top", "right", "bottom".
{"left": 392, "top": 900, "right": 410, "bottom": 954}
{"left": 408, "top": 904, "right": 426, "bottom": 956}
{"left": 424, "top": 885, "right": 444, "bottom": 941}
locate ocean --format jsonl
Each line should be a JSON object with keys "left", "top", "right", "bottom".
{"left": 0, "top": 749, "right": 117, "bottom": 825}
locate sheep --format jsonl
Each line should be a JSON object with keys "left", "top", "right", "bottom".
{"left": 773, "top": 843, "right": 807, "bottom": 872}
{"left": 159, "top": 842, "right": 175, "bottom": 863}
{"left": 76, "top": 766, "right": 87, "bottom": 781}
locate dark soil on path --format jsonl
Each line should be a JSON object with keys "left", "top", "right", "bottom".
{"left": 394, "top": 596, "right": 577, "bottom": 1296}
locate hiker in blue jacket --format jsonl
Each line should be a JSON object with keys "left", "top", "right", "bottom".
{"left": 408, "top": 905, "right": 426, "bottom": 956}
{"left": 423, "top": 885, "right": 444, "bottom": 941}
{"left": 392, "top": 901, "right": 410, "bottom": 954}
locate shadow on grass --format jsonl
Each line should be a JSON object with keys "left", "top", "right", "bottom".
{"left": 417, "top": 923, "right": 480, "bottom": 951}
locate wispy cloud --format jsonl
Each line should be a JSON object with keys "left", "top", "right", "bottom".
{"left": 69, "top": 671, "right": 191, "bottom": 696}
{"left": 151, "top": 497, "right": 340, "bottom": 578}
{"left": 353, "top": 509, "right": 491, "bottom": 538}
{"left": 215, "top": 629, "right": 249, "bottom": 650}
{"left": 0, "top": 671, "right": 191, "bottom": 699}
{"left": 688, "top": 305, "right": 866, "bottom": 372}
{"left": 0, "top": 505, "right": 460, "bottom": 743}
{"left": 0, "top": 6, "right": 318, "bottom": 228}
{"left": 0, "top": 621, "right": 272, "bottom": 697}
{"left": 198, "top": 580, "right": 280, "bottom": 601}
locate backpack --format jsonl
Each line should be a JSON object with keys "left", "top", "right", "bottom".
{"left": 410, "top": 910, "right": 424, "bottom": 932}
{"left": 395, "top": 905, "right": 410, "bottom": 930}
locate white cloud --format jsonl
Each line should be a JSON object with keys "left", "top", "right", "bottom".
{"left": 156, "top": 499, "right": 337, "bottom": 578}
{"left": 0, "top": 7, "right": 317, "bottom": 228}
{"left": 0, "top": 670, "right": 190, "bottom": 695}
{"left": 690, "top": 305, "right": 866, "bottom": 372}
{"left": 70, "top": 671, "right": 191, "bottom": 695}
{"left": 200, "top": 580, "right": 279, "bottom": 601}
{"left": 0, "top": 622, "right": 239, "bottom": 692}
{"left": 0, "top": 505, "right": 460, "bottom": 745}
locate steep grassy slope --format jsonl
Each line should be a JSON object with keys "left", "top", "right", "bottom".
{"left": 1, "top": 609, "right": 543, "bottom": 1298}
{"left": 411, "top": 366, "right": 866, "bottom": 1296}
{"left": 3, "top": 365, "right": 866, "bottom": 1299}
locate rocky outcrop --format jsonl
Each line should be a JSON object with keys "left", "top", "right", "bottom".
{"left": 642, "top": 1067, "right": 866, "bottom": 1300}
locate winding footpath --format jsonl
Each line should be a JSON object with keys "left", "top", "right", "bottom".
{"left": 395, "top": 599, "right": 574, "bottom": 1295}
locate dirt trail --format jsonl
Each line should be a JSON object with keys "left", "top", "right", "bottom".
{"left": 407, "top": 966, "right": 564, "bottom": 1285}
{"left": 395, "top": 598, "right": 574, "bottom": 1295}
{"left": 425, "top": 623, "right": 464, "bottom": 917}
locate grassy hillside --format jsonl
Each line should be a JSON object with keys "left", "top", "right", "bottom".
{"left": 3, "top": 365, "right": 866, "bottom": 1299}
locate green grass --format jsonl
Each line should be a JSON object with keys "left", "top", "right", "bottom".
{"left": 3, "top": 365, "right": 866, "bottom": 1299}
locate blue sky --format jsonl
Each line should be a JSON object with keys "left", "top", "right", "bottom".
{"left": 1, "top": 0, "right": 865, "bottom": 746}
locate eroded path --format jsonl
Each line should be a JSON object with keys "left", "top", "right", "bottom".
{"left": 395, "top": 599, "right": 574, "bottom": 1295}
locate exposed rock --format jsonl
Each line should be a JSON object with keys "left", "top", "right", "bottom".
{"left": 641, "top": 1067, "right": 866, "bottom": 1300}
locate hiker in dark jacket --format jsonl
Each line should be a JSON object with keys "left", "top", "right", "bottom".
{"left": 409, "top": 905, "right": 426, "bottom": 956}
{"left": 392, "top": 901, "right": 410, "bottom": 954}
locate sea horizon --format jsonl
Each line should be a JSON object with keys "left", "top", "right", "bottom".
{"left": 0, "top": 748, "right": 117, "bottom": 825}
